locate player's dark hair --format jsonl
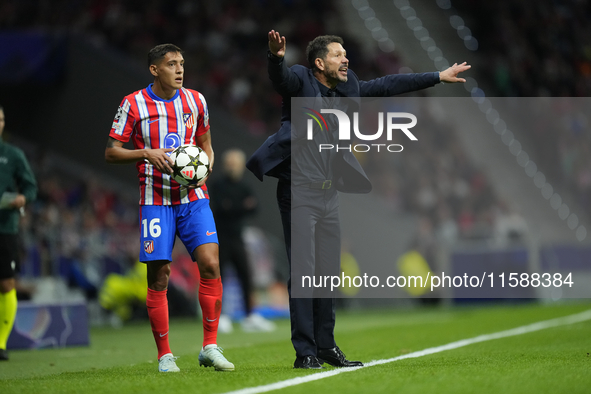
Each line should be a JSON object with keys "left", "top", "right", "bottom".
{"left": 306, "top": 35, "right": 345, "bottom": 71}
{"left": 148, "top": 44, "right": 183, "bottom": 66}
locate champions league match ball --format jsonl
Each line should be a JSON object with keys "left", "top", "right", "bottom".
{"left": 170, "top": 144, "right": 210, "bottom": 186}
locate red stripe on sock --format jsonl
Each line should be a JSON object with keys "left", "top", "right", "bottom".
{"left": 146, "top": 288, "right": 172, "bottom": 359}
{"left": 199, "top": 277, "right": 223, "bottom": 347}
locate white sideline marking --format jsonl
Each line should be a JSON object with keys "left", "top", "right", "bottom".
{"left": 223, "top": 309, "right": 591, "bottom": 394}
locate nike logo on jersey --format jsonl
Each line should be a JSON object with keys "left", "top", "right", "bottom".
{"left": 147, "top": 119, "right": 159, "bottom": 124}
{"left": 159, "top": 331, "right": 169, "bottom": 337}
{"left": 206, "top": 231, "right": 216, "bottom": 236}
{"left": 205, "top": 317, "right": 218, "bottom": 322}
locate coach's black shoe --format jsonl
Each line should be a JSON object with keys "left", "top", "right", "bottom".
{"left": 293, "top": 355, "right": 324, "bottom": 369}
{"left": 0, "top": 349, "right": 8, "bottom": 361}
{"left": 318, "top": 347, "right": 363, "bottom": 367}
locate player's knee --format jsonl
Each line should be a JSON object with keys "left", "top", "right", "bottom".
{"left": 147, "top": 262, "right": 171, "bottom": 290}
{"left": 197, "top": 256, "right": 220, "bottom": 279}
{"left": 149, "top": 276, "right": 169, "bottom": 291}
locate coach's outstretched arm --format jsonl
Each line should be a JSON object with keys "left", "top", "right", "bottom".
{"left": 439, "top": 62, "right": 471, "bottom": 83}
{"left": 358, "top": 60, "right": 471, "bottom": 96}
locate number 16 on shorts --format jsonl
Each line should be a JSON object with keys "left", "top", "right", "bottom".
{"left": 139, "top": 206, "right": 175, "bottom": 262}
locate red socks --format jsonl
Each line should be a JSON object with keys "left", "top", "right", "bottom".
{"left": 146, "top": 278, "right": 223, "bottom": 356}
{"left": 146, "top": 288, "right": 171, "bottom": 360}
{"left": 199, "top": 277, "right": 223, "bottom": 347}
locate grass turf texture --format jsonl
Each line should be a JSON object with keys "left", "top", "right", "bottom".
{"left": 1, "top": 301, "right": 590, "bottom": 394}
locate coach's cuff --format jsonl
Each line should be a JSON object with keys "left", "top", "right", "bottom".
{"left": 267, "top": 50, "right": 284, "bottom": 63}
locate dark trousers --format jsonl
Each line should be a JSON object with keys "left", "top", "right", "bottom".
{"left": 219, "top": 234, "right": 253, "bottom": 316}
{"left": 277, "top": 180, "right": 340, "bottom": 357}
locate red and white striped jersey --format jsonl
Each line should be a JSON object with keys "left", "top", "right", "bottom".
{"left": 109, "top": 84, "right": 210, "bottom": 205}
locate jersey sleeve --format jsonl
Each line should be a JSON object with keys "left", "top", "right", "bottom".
{"left": 109, "top": 97, "right": 136, "bottom": 142}
{"left": 14, "top": 148, "right": 37, "bottom": 203}
{"left": 195, "top": 92, "right": 210, "bottom": 137}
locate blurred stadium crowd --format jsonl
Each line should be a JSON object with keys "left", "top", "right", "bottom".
{"left": 0, "top": 0, "right": 400, "bottom": 134}
{"left": 1, "top": 0, "right": 588, "bottom": 310}
{"left": 454, "top": 0, "right": 591, "bottom": 221}
{"left": 455, "top": 0, "right": 591, "bottom": 97}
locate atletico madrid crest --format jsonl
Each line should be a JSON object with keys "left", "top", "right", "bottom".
{"left": 183, "top": 113, "right": 195, "bottom": 130}
{"left": 144, "top": 240, "right": 154, "bottom": 254}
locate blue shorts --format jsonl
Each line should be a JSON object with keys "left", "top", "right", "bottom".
{"left": 139, "top": 199, "right": 218, "bottom": 263}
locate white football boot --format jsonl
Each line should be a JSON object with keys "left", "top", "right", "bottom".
{"left": 158, "top": 353, "right": 180, "bottom": 372}
{"left": 198, "top": 345, "right": 235, "bottom": 371}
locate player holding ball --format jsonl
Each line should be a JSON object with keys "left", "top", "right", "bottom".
{"left": 105, "top": 44, "right": 234, "bottom": 372}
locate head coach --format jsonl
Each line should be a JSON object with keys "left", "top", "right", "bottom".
{"left": 246, "top": 30, "right": 470, "bottom": 369}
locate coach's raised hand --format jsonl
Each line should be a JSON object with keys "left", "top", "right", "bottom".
{"left": 268, "top": 30, "right": 286, "bottom": 58}
{"left": 439, "top": 62, "right": 471, "bottom": 83}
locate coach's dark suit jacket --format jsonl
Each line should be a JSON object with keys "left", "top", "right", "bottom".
{"left": 246, "top": 54, "right": 440, "bottom": 191}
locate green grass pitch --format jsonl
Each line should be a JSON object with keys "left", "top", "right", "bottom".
{"left": 1, "top": 301, "right": 590, "bottom": 394}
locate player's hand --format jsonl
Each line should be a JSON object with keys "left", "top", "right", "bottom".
{"left": 188, "top": 177, "right": 208, "bottom": 189}
{"left": 268, "top": 30, "right": 286, "bottom": 58}
{"left": 439, "top": 62, "right": 471, "bottom": 83}
{"left": 189, "top": 175, "right": 209, "bottom": 189}
{"left": 187, "top": 165, "right": 212, "bottom": 189}
{"left": 145, "top": 148, "right": 174, "bottom": 174}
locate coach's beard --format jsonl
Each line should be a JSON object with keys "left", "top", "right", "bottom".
{"left": 337, "top": 65, "right": 349, "bottom": 83}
